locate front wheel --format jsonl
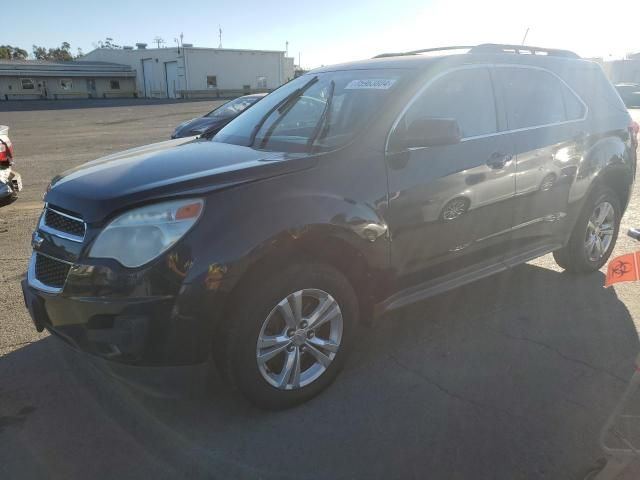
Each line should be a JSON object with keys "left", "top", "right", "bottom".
{"left": 553, "top": 185, "right": 621, "bottom": 273}
{"left": 221, "top": 263, "right": 358, "bottom": 409}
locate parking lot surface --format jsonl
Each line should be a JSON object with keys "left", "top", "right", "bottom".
{"left": 2, "top": 100, "right": 640, "bottom": 479}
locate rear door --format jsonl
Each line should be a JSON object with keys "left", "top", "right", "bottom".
{"left": 494, "top": 66, "right": 587, "bottom": 257}
{"left": 385, "top": 66, "right": 516, "bottom": 290}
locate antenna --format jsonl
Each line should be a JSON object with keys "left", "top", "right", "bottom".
{"left": 521, "top": 27, "right": 530, "bottom": 45}
{"left": 153, "top": 36, "right": 165, "bottom": 48}
{"left": 218, "top": 26, "right": 223, "bottom": 48}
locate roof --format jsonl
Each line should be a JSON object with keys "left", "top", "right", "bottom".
{"left": 0, "top": 60, "right": 135, "bottom": 77}
{"left": 85, "top": 46, "right": 286, "bottom": 56}
{"left": 311, "top": 44, "right": 593, "bottom": 74}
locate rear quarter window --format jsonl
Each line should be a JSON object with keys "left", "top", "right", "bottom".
{"left": 561, "top": 83, "right": 586, "bottom": 120}
{"left": 559, "top": 64, "right": 628, "bottom": 117}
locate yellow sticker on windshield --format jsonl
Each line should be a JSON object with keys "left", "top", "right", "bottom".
{"left": 345, "top": 79, "right": 396, "bottom": 90}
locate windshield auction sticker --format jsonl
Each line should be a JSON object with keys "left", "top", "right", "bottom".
{"left": 345, "top": 79, "right": 396, "bottom": 90}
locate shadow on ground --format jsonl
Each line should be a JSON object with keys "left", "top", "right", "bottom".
{"left": 1, "top": 264, "right": 638, "bottom": 480}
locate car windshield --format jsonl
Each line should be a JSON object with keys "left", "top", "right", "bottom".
{"left": 205, "top": 96, "right": 259, "bottom": 118}
{"left": 213, "top": 70, "right": 406, "bottom": 153}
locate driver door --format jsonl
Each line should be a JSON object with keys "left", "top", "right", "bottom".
{"left": 385, "top": 66, "right": 517, "bottom": 290}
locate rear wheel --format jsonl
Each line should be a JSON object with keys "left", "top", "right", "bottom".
{"left": 220, "top": 262, "right": 358, "bottom": 409}
{"left": 553, "top": 186, "right": 621, "bottom": 273}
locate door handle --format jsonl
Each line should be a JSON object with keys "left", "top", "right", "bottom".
{"left": 486, "top": 152, "right": 513, "bottom": 170}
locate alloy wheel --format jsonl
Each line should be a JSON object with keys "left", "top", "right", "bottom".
{"left": 256, "top": 289, "right": 343, "bottom": 390}
{"left": 442, "top": 198, "right": 468, "bottom": 221}
{"left": 584, "top": 201, "right": 615, "bottom": 262}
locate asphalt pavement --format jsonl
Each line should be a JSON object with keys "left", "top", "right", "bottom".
{"left": 2, "top": 100, "right": 640, "bottom": 479}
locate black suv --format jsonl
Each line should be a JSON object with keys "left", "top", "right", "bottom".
{"left": 23, "top": 44, "right": 637, "bottom": 409}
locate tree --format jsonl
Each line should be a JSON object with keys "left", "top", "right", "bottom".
{"left": 32, "top": 45, "right": 48, "bottom": 60}
{"left": 12, "top": 47, "right": 28, "bottom": 59}
{"left": 0, "top": 45, "right": 28, "bottom": 60}
{"left": 32, "top": 42, "right": 74, "bottom": 61}
{"left": 95, "top": 37, "right": 121, "bottom": 49}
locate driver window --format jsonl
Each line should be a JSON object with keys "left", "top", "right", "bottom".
{"left": 399, "top": 67, "right": 498, "bottom": 140}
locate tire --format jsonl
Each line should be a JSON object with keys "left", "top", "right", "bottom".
{"left": 553, "top": 185, "right": 621, "bottom": 273}
{"left": 219, "top": 262, "right": 358, "bottom": 409}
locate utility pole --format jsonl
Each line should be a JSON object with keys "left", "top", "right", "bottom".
{"left": 218, "top": 26, "right": 223, "bottom": 48}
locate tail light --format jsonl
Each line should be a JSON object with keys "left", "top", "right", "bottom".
{"left": 629, "top": 120, "right": 639, "bottom": 149}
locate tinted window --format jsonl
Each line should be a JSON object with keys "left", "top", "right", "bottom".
{"left": 402, "top": 68, "right": 497, "bottom": 138}
{"left": 498, "top": 68, "right": 567, "bottom": 129}
{"left": 561, "top": 83, "right": 585, "bottom": 120}
{"left": 215, "top": 70, "right": 406, "bottom": 153}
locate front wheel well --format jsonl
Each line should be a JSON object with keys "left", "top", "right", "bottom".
{"left": 223, "top": 234, "right": 378, "bottom": 328}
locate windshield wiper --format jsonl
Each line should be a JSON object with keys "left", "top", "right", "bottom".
{"left": 248, "top": 76, "right": 319, "bottom": 148}
{"left": 306, "top": 80, "right": 335, "bottom": 152}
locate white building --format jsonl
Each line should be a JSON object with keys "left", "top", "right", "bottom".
{"left": 81, "top": 45, "right": 296, "bottom": 99}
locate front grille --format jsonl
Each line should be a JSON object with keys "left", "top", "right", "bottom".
{"left": 34, "top": 254, "right": 71, "bottom": 289}
{"left": 44, "top": 207, "right": 85, "bottom": 238}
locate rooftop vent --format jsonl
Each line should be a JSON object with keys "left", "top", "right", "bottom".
{"left": 136, "top": 43, "right": 147, "bottom": 50}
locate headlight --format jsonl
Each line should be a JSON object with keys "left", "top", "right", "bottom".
{"left": 89, "top": 199, "right": 204, "bottom": 268}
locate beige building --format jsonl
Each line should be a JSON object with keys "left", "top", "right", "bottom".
{"left": 0, "top": 60, "right": 136, "bottom": 100}
{"left": 81, "top": 45, "right": 296, "bottom": 99}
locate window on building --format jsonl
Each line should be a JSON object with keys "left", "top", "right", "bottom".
{"left": 402, "top": 67, "right": 498, "bottom": 138}
{"left": 60, "top": 79, "right": 72, "bottom": 90}
{"left": 256, "top": 76, "right": 267, "bottom": 89}
{"left": 207, "top": 76, "right": 217, "bottom": 88}
{"left": 110, "top": 80, "right": 121, "bottom": 90}
{"left": 21, "top": 78, "right": 35, "bottom": 90}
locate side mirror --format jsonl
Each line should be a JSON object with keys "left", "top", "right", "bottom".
{"left": 401, "top": 117, "right": 462, "bottom": 149}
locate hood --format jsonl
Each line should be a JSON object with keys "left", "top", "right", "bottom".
{"left": 173, "top": 116, "right": 228, "bottom": 138}
{"left": 46, "top": 138, "right": 314, "bottom": 223}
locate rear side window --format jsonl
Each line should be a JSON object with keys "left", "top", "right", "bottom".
{"left": 497, "top": 67, "right": 571, "bottom": 129}
{"left": 561, "top": 83, "right": 585, "bottom": 120}
{"left": 402, "top": 67, "right": 498, "bottom": 138}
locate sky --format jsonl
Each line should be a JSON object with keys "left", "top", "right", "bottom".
{"left": 4, "top": 0, "right": 640, "bottom": 68}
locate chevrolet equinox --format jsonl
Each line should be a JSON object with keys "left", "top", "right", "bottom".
{"left": 23, "top": 44, "right": 637, "bottom": 409}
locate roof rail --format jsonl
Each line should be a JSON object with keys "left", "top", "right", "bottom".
{"left": 373, "top": 46, "right": 474, "bottom": 58}
{"left": 469, "top": 43, "right": 580, "bottom": 58}
{"left": 373, "top": 43, "right": 580, "bottom": 59}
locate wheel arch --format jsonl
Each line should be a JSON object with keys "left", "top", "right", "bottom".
{"left": 221, "top": 225, "right": 388, "bottom": 327}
